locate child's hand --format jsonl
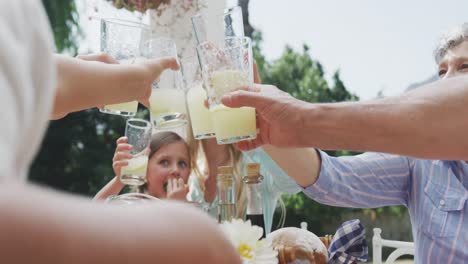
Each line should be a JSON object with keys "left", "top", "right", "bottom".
{"left": 167, "top": 178, "right": 189, "bottom": 201}
{"left": 112, "top": 137, "right": 133, "bottom": 177}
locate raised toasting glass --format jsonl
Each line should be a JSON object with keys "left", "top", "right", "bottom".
{"left": 141, "top": 37, "right": 188, "bottom": 129}
{"left": 99, "top": 18, "right": 150, "bottom": 116}
{"left": 197, "top": 36, "right": 257, "bottom": 144}
{"left": 192, "top": 6, "right": 244, "bottom": 45}
{"left": 120, "top": 118, "right": 152, "bottom": 186}
{"left": 182, "top": 56, "right": 215, "bottom": 139}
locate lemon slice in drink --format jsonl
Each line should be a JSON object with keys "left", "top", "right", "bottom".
{"left": 121, "top": 156, "right": 148, "bottom": 175}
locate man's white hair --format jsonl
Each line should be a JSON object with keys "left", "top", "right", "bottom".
{"left": 434, "top": 23, "right": 468, "bottom": 64}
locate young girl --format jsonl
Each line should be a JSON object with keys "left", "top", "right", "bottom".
{"left": 95, "top": 131, "right": 191, "bottom": 201}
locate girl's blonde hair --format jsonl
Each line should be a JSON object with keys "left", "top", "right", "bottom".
{"left": 189, "top": 137, "right": 246, "bottom": 217}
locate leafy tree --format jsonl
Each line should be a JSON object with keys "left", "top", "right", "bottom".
{"left": 42, "top": 0, "right": 80, "bottom": 54}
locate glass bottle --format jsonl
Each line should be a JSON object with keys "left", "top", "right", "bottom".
{"left": 217, "top": 166, "right": 236, "bottom": 223}
{"left": 243, "top": 163, "right": 265, "bottom": 238}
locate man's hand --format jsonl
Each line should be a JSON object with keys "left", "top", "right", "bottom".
{"left": 221, "top": 84, "right": 307, "bottom": 150}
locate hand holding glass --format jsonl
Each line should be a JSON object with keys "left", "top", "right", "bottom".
{"left": 141, "top": 38, "right": 188, "bottom": 129}
{"left": 197, "top": 37, "right": 257, "bottom": 144}
{"left": 99, "top": 18, "right": 150, "bottom": 116}
{"left": 120, "top": 118, "right": 152, "bottom": 186}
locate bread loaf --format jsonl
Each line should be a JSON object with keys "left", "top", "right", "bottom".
{"left": 266, "top": 227, "right": 328, "bottom": 264}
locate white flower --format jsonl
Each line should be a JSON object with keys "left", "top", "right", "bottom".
{"left": 220, "top": 219, "right": 278, "bottom": 264}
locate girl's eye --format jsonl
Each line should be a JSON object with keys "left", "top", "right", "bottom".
{"left": 179, "top": 161, "right": 188, "bottom": 168}
{"left": 459, "top": 64, "right": 468, "bottom": 70}
{"left": 160, "top": 160, "right": 169, "bottom": 166}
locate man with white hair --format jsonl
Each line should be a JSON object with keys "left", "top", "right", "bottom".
{"left": 223, "top": 23, "right": 468, "bottom": 263}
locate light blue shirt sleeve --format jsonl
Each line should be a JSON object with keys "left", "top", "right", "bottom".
{"left": 303, "top": 150, "right": 411, "bottom": 208}
{"left": 244, "top": 148, "right": 301, "bottom": 234}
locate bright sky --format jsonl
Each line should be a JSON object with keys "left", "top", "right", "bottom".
{"left": 79, "top": 0, "right": 468, "bottom": 100}
{"left": 242, "top": 0, "right": 468, "bottom": 99}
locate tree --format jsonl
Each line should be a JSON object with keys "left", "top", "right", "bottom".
{"left": 42, "top": 0, "right": 80, "bottom": 54}
{"left": 238, "top": 0, "right": 255, "bottom": 38}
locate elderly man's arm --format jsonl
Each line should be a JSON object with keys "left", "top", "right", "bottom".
{"left": 0, "top": 183, "right": 240, "bottom": 264}
{"left": 223, "top": 75, "right": 468, "bottom": 160}
{"left": 300, "top": 75, "right": 468, "bottom": 160}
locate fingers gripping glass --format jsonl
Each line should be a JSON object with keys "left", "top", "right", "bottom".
{"left": 120, "top": 118, "right": 152, "bottom": 186}
{"left": 196, "top": 37, "right": 257, "bottom": 144}
{"left": 141, "top": 37, "right": 188, "bottom": 129}
{"left": 99, "top": 18, "right": 150, "bottom": 116}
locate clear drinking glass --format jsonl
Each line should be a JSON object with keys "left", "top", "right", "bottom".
{"left": 196, "top": 37, "right": 257, "bottom": 144}
{"left": 141, "top": 37, "right": 188, "bottom": 129}
{"left": 99, "top": 18, "right": 150, "bottom": 116}
{"left": 120, "top": 118, "right": 152, "bottom": 186}
{"left": 105, "top": 193, "right": 159, "bottom": 205}
{"left": 192, "top": 6, "right": 244, "bottom": 44}
{"left": 182, "top": 56, "right": 215, "bottom": 139}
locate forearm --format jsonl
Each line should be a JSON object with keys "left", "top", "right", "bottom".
{"left": 261, "top": 145, "right": 320, "bottom": 187}
{"left": 53, "top": 54, "right": 147, "bottom": 119}
{"left": 93, "top": 176, "right": 125, "bottom": 201}
{"left": 302, "top": 75, "right": 468, "bottom": 160}
{"left": 0, "top": 183, "right": 238, "bottom": 264}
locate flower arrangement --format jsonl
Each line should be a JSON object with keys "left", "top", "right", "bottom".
{"left": 220, "top": 219, "right": 278, "bottom": 264}
{"left": 106, "top": 0, "right": 171, "bottom": 12}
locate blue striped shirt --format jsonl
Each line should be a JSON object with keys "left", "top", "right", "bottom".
{"left": 303, "top": 151, "right": 467, "bottom": 264}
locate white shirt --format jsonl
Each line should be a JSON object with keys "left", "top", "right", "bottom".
{"left": 0, "top": 0, "right": 56, "bottom": 183}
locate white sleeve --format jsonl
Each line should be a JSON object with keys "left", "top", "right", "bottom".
{"left": 0, "top": 0, "right": 56, "bottom": 182}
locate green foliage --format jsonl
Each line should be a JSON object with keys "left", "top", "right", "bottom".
{"left": 253, "top": 32, "right": 358, "bottom": 103}
{"left": 280, "top": 193, "right": 355, "bottom": 233}
{"left": 30, "top": 110, "right": 126, "bottom": 196}
{"left": 42, "top": 0, "right": 80, "bottom": 54}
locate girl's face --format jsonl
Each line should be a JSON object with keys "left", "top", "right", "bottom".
{"left": 146, "top": 141, "right": 191, "bottom": 198}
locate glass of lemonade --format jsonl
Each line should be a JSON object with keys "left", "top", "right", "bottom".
{"left": 99, "top": 18, "right": 150, "bottom": 116}
{"left": 141, "top": 37, "right": 188, "bottom": 129}
{"left": 120, "top": 118, "right": 152, "bottom": 186}
{"left": 192, "top": 6, "right": 244, "bottom": 45}
{"left": 182, "top": 56, "right": 215, "bottom": 139}
{"left": 196, "top": 37, "right": 257, "bottom": 144}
